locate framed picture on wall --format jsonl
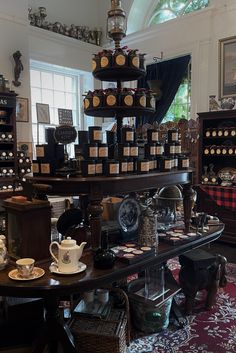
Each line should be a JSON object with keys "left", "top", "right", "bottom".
{"left": 36, "top": 103, "right": 50, "bottom": 124}
{"left": 219, "top": 36, "right": 236, "bottom": 99}
{"left": 16, "top": 97, "right": 29, "bottom": 122}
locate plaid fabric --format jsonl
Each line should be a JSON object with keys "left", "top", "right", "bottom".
{"left": 200, "top": 185, "right": 236, "bottom": 211}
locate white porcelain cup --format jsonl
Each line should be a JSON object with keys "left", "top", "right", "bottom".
{"left": 97, "top": 289, "right": 109, "bottom": 304}
{"left": 16, "top": 258, "right": 35, "bottom": 278}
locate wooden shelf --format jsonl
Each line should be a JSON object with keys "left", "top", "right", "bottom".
{"left": 84, "top": 106, "right": 155, "bottom": 118}
{"left": 93, "top": 66, "right": 146, "bottom": 82}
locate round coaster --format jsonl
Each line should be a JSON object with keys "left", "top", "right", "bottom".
{"left": 140, "top": 246, "right": 151, "bottom": 251}
{"left": 132, "top": 250, "right": 143, "bottom": 255}
{"left": 123, "top": 253, "right": 135, "bottom": 258}
{"left": 125, "top": 243, "right": 136, "bottom": 247}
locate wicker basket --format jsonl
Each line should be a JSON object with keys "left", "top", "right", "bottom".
{"left": 70, "top": 288, "right": 130, "bottom": 353}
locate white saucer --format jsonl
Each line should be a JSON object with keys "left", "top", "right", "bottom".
{"left": 49, "top": 261, "right": 87, "bottom": 275}
{"left": 8, "top": 267, "right": 45, "bottom": 281}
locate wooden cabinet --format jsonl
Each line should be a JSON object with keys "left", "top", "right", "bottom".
{"left": 0, "top": 92, "right": 18, "bottom": 198}
{"left": 197, "top": 110, "right": 236, "bottom": 244}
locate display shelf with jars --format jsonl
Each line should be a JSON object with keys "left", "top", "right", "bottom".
{"left": 0, "top": 88, "right": 18, "bottom": 198}
{"left": 197, "top": 110, "right": 236, "bottom": 244}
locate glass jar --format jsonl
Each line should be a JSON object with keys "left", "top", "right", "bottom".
{"left": 138, "top": 194, "right": 158, "bottom": 248}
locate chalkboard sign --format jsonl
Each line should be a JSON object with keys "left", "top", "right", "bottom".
{"left": 58, "top": 108, "right": 73, "bottom": 126}
{"left": 54, "top": 125, "right": 77, "bottom": 144}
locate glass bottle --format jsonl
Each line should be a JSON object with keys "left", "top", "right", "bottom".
{"left": 138, "top": 193, "right": 158, "bottom": 248}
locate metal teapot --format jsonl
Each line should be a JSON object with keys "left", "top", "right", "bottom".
{"left": 49, "top": 237, "right": 86, "bottom": 273}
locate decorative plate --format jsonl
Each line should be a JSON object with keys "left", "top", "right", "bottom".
{"left": 217, "top": 167, "right": 236, "bottom": 180}
{"left": 8, "top": 267, "right": 45, "bottom": 281}
{"left": 118, "top": 197, "right": 141, "bottom": 234}
{"left": 49, "top": 261, "right": 87, "bottom": 275}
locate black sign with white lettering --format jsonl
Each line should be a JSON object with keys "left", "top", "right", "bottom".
{"left": 54, "top": 125, "right": 77, "bottom": 144}
{"left": 0, "top": 97, "right": 15, "bottom": 108}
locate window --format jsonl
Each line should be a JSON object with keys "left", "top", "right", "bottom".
{"left": 30, "top": 60, "right": 93, "bottom": 154}
{"left": 149, "top": 0, "right": 209, "bottom": 25}
{"left": 162, "top": 62, "right": 191, "bottom": 123}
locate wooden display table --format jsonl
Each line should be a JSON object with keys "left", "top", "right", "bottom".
{"left": 0, "top": 224, "right": 224, "bottom": 353}
{"left": 25, "top": 169, "right": 195, "bottom": 250}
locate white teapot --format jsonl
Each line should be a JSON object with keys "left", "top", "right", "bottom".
{"left": 49, "top": 237, "right": 86, "bottom": 273}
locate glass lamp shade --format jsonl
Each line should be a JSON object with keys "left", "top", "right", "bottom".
{"left": 107, "top": 0, "right": 127, "bottom": 46}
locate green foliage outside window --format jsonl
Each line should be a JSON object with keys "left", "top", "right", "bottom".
{"left": 150, "top": 0, "right": 209, "bottom": 25}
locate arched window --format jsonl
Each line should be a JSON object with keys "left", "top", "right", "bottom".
{"left": 149, "top": 0, "right": 209, "bottom": 25}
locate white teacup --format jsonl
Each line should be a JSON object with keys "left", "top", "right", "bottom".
{"left": 16, "top": 258, "right": 35, "bottom": 278}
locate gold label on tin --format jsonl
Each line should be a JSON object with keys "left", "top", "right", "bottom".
{"left": 124, "top": 95, "right": 133, "bottom": 106}
{"left": 204, "top": 149, "right": 209, "bottom": 155}
{"left": 126, "top": 131, "right": 134, "bottom": 141}
{"left": 218, "top": 130, "right": 223, "bottom": 136}
{"left": 224, "top": 130, "right": 229, "bottom": 136}
{"left": 116, "top": 54, "right": 126, "bottom": 66}
{"left": 88, "top": 164, "right": 96, "bottom": 175}
{"left": 150, "top": 146, "right": 155, "bottom": 155}
{"left": 212, "top": 131, "right": 217, "bottom": 137}
{"left": 141, "top": 161, "right": 149, "bottom": 172}
{"left": 123, "top": 147, "right": 130, "bottom": 156}
{"left": 96, "top": 163, "right": 103, "bottom": 174}
{"left": 41, "top": 163, "right": 50, "bottom": 174}
{"left": 206, "top": 131, "right": 211, "bottom": 137}
{"left": 106, "top": 95, "right": 116, "bottom": 106}
{"left": 84, "top": 98, "right": 90, "bottom": 110}
{"left": 109, "top": 164, "right": 119, "bottom": 174}
{"left": 222, "top": 148, "right": 227, "bottom": 154}
{"left": 130, "top": 146, "right": 138, "bottom": 157}
{"left": 32, "top": 163, "right": 39, "bottom": 173}
{"left": 89, "top": 147, "right": 98, "bottom": 158}
{"left": 175, "top": 146, "right": 181, "bottom": 154}
{"left": 127, "top": 162, "right": 133, "bottom": 172}
{"left": 121, "top": 162, "right": 128, "bottom": 172}
{"left": 152, "top": 132, "right": 158, "bottom": 141}
{"left": 182, "top": 159, "right": 189, "bottom": 168}
{"left": 92, "top": 59, "right": 97, "bottom": 71}
{"left": 93, "top": 96, "right": 100, "bottom": 107}
{"left": 216, "top": 148, "right": 221, "bottom": 154}
{"left": 132, "top": 56, "right": 139, "bottom": 68}
{"left": 99, "top": 147, "right": 108, "bottom": 158}
{"left": 140, "top": 96, "right": 146, "bottom": 107}
{"left": 228, "top": 148, "right": 233, "bottom": 155}
{"left": 164, "top": 160, "right": 171, "bottom": 169}
{"left": 171, "top": 132, "right": 178, "bottom": 141}
{"left": 231, "top": 130, "right": 236, "bottom": 136}
{"left": 36, "top": 146, "right": 45, "bottom": 158}
{"left": 93, "top": 130, "right": 102, "bottom": 141}
{"left": 210, "top": 149, "right": 215, "bottom": 154}
{"left": 101, "top": 56, "right": 109, "bottom": 68}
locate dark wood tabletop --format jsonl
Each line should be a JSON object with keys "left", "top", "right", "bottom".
{"left": 0, "top": 225, "right": 224, "bottom": 299}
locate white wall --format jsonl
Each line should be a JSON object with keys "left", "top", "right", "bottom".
{"left": 123, "top": 0, "right": 236, "bottom": 119}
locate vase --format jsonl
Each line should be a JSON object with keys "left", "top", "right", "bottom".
{"left": 220, "top": 97, "right": 235, "bottom": 110}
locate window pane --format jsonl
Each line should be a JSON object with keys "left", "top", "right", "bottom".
{"left": 52, "top": 108, "right": 59, "bottom": 125}
{"left": 65, "top": 76, "right": 74, "bottom": 92}
{"left": 31, "top": 87, "right": 41, "bottom": 105}
{"left": 42, "top": 89, "right": 54, "bottom": 106}
{"left": 41, "top": 72, "right": 53, "bottom": 89}
{"left": 65, "top": 93, "right": 73, "bottom": 109}
{"left": 54, "top": 74, "right": 65, "bottom": 91}
{"left": 30, "top": 70, "right": 41, "bottom": 87}
{"left": 54, "top": 91, "right": 65, "bottom": 108}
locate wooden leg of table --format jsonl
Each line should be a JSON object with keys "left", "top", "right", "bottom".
{"left": 32, "top": 297, "right": 77, "bottom": 353}
{"left": 183, "top": 183, "right": 195, "bottom": 233}
{"left": 87, "top": 191, "right": 103, "bottom": 251}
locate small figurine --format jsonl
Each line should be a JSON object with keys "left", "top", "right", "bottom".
{"left": 12, "top": 50, "right": 24, "bottom": 87}
{"left": 209, "top": 95, "right": 220, "bottom": 111}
